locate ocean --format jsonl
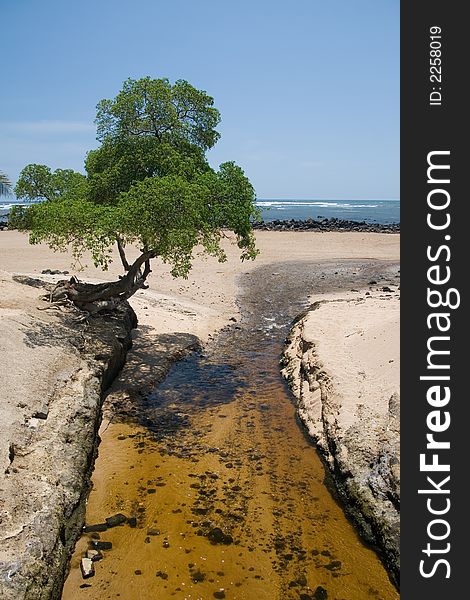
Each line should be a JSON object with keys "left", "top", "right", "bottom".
{"left": 256, "top": 199, "right": 399, "bottom": 224}
{"left": 1, "top": 198, "right": 400, "bottom": 225}
{"left": 0, "top": 201, "right": 34, "bottom": 218}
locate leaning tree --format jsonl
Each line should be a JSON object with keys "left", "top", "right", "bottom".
{"left": 12, "top": 77, "right": 259, "bottom": 314}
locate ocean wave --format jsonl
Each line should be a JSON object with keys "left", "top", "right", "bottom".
{"left": 256, "top": 201, "right": 380, "bottom": 208}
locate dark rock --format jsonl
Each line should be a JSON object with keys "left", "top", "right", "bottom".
{"left": 382, "top": 286, "right": 394, "bottom": 292}
{"left": 207, "top": 527, "right": 233, "bottom": 545}
{"left": 190, "top": 568, "right": 206, "bottom": 582}
{"left": 105, "top": 513, "right": 127, "bottom": 527}
{"left": 32, "top": 405, "right": 49, "bottom": 420}
{"left": 213, "top": 590, "right": 226, "bottom": 599}
{"left": 127, "top": 516, "right": 137, "bottom": 528}
{"left": 252, "top": 217, "right": 399, "bottom": 234}
{"left": 83, "top": 523, "right": 108, "bottom": 533}
{"left": 313, "top": 586, "right": 328, "bottom": 600}
{"left": 192, "top": 507, "right": 209, "bottom": 515}
{"left": 146, "top": 528, "right": 160, "bottom": 536}
{"left": 12, "top": 274, "right": 49, "bottom": 289}
{"left": 91, "top": 541, "right": 112, "bottom": 550}
{"left": 283, "top": 553, "right": 293, "bottom": 561}
{"left": 156, "top": 570, "right": 169, "bottom": 579}
{"left": 324, "top": 560, "right": 342, "bottom": 571}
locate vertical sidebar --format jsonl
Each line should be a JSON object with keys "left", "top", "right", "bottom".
{"left": 401, "top": 2, "right": 467, "bottom": 597}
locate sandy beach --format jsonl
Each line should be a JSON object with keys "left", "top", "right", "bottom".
{"left": 0, "top": 229, "right": 399, "bottom": 599}
{"left": 0, "top": 229, "right": 399, "bottom": 339}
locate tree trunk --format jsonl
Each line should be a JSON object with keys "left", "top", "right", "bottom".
{"left": 48, "top": 250, "right": 155, "bottom": 314}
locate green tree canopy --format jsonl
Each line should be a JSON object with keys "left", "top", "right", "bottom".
{"left": 13, "top": 77, "right": 259, "bottom": 313}
{"left": 95, "top": 77, "right": 221, "bottom": 149}
{"left": 15, "top": 165, "right": 88, "bottom": 202}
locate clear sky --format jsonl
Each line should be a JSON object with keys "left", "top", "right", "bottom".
{"left": 1, "top": 0, "right": 399, "bottom": 200}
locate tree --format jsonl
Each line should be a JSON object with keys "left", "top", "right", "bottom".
{"left": 14, "top": 165, "right": 87, "bottom": 202}
{"left": 0, "top": 171, "right": 12, "bottom": 196}
{"left": 14, "top": 77, "right": 259, "bottom": 314}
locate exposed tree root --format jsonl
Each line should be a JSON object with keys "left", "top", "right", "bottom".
{"left": 40, "top": 250, "right": 155, "bottom": 316}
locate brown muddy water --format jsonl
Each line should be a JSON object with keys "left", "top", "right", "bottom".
{"left": 62, "top": 260, "right": 400, "bottom": 600}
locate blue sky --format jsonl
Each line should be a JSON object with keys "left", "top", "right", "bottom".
{"left": 1, "top": 0, "right": 399, "bottom": 199}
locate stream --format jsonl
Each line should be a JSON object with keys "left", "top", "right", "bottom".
{"left": 62, "top": 260, "right": 400, "bottom": 600}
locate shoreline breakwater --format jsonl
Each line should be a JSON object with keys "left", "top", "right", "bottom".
{"left": 253, "top": 217, "right": 399, "bottom": 233}
{"left": 1, "top": 215, "right": 400, "bottom": 234}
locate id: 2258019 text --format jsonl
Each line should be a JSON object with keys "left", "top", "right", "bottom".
{"left": 429, "top": 26, "right": 442, "bottom": 106}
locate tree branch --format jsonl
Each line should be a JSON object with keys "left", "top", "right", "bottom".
{"left": 116, "top": 235, "right": 130, "bottom": 271}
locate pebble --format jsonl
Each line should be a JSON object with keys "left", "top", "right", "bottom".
{"left": 156, "top": 570, "right": 168, "bottom": 580}
{"left": 313, "top": 586, "right": 328, "bottom": 600}
{"left": 83, "top": 523, "right": 108, "bottom": 533}
{"left": 105, "top": 513, "right": 127, "bottom": 527}
{"left": 86, "top": 549, "right": 103, "bottom": 562}
{"left": 208, "top": 527, "right": 233, "bottom": 545}
{"left": 127, "top": 517, "right": 137, "bottom": 528}
{"left": 80, "top": 557, "right": 95, "bottom": 579}
{"left": 91, "top": 541, "right": 112, "bottom": 550}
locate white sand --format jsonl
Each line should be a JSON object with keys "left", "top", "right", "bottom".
{"left": 302, "top": 288, "right": 399, "bottom": 433}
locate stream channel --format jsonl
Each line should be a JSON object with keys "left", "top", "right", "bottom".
{"left": 62, "top": 260, "right": 400, "bottom": 600}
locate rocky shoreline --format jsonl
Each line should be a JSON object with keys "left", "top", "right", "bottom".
{"left": 253, "top": 217, "right": 399, "bottom": 233}
{"left": 281, "top": 296, "right": 400, "bottom": 586}
{"left": 2, "top": 216, "right": 400, "bottom": 234}
{"left": 0, "top": 277, "right": 137, "bottom": 600}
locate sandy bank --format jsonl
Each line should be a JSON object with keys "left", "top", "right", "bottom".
{"left": 281, "top": 284, "right": 400, "bottom": 581}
